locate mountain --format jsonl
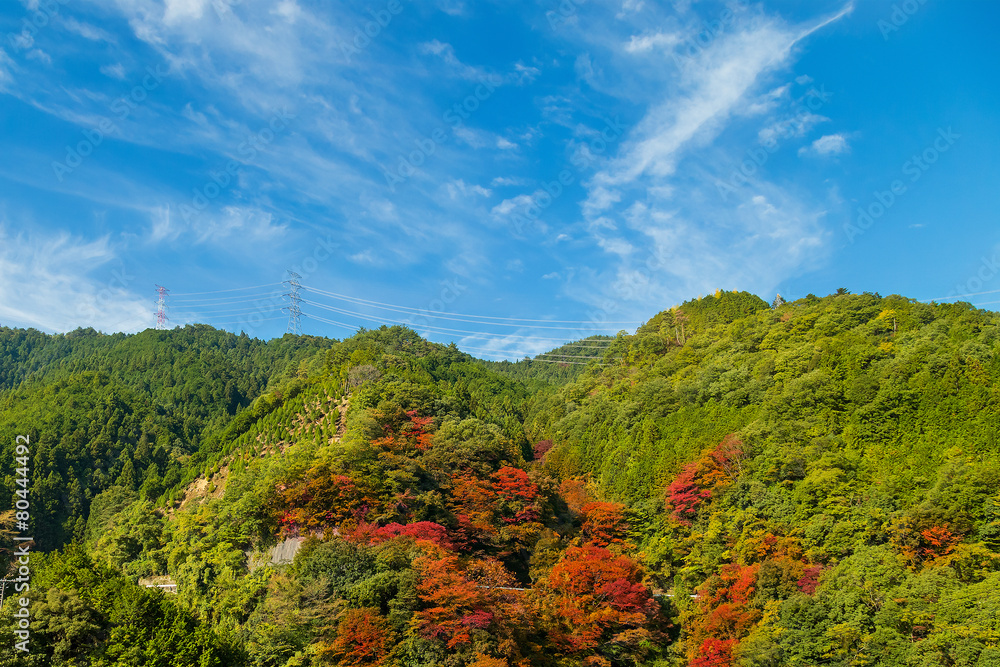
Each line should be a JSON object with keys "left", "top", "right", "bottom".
{"left": 0, "top": 291, "right": 998, "bottom": 667}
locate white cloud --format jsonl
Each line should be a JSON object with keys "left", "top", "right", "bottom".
{"left": 366, "top": 198, "right": 398, "bottom": 220}
{"left": 799, "top": 133, "right": 849, "bottom": 156}
{"left": 61, "top": 17, "right": 115, "bottom": 42}
{"left": 100, "top": 63, "right": 127, "bottom": 80}
{"left": 454, "top": 126, "right": 494, "bottom": 149}
{"left": 349, "top": 249, "right": 379, "bottom": 265}
{"left": 26, "top": 49, "right": 51, "bottom": 65}
{"left": 625, "top": 31, "right": 680, "bottom": 54}
{"left": 149, "top": 205, "right": 177, "bottom": 242}
{"left": 0, "top": 226, "right": 152, "bottom": 333}
{"left": 195, "top": 207, "right": 287, "bottom": 244}
{"left": 758, "top": 111, "right": 828, "bottom": 145}
{"left": 491, "top": 176, "right": 530, "bottom": 187}
{"left": 181, "top": 102, "right": 209, "bottom": 125}
{"left": 272, "top": 0, "right": 302, "bottom": 22}
{"left": 574, "top": 53, "right": 600, "bottom": 88}
{"left": 582, "top": 186, "right": 621, "bottom": 219}
{"left": 456, "top": 330, "right": 553, "bottom": 362}
{"left": 163, "top": 0, "right": 211, "bottom": 24}
{"left": 585, "top": 5, "right": 853, "bottom": 210}
{"left": 491, "top": 194, "right": 534, "bottom": 217}
{"left": 436, "top": 0, "right": 466, "bottom": 16}
{"left": 148, "top": 204, "right": 286, "bottom": 246}
{"left": 418, "top": 40, "right": 487, "bottom": 81}
{"left": 561, "top": 5, "right": 851, "bottom": 318}
{"left": 512, "top": 62, "right": 541, "bottom": 85}
{"left": 446, "top": 180, "right": 491, "bottom": 200}
{"left": 743, "top": 83, "right": 791, "bottom": 116}
{"left": 596, "top": 236, "right": 634, "bottom": 256}
{"left": 0, "top": 49, "right": 15, "bottom": 89}
{"left": 496, "top": 137, "right": 517, "bottom": 150}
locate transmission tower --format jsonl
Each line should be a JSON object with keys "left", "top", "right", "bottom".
{"left": 283, "top": 271, "right": 302, "bottom": 335}
{"left": 155, "top": 285, "right": 170, "bottom": 330}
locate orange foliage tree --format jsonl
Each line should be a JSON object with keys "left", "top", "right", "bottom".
{"left": 920, "top": 523, "right": 960, "bottom": 561}
{"left": 322, "top": 607, "right": 395, "bottom": 666}
{"left": 450, "top": 466, "right": 543, "bottom": 551}
{"left": 540, "top": 544, "right": 659, "bottom": 662}
{"left": 686, "top": 563, "right": 760, "bottom": 667}
{"left": 890, "top": 516, "right": 964, "bottom": 568}
{"left": 276, "top": 461, "right": 378, "bottom": 535}
{"left": 580, "top": 501, "right": 630, "bottom": 548}
{"left": 372, "top": 409, "right": 434, "bottom": 454}
{"left": 412, "top": 546, "right": 493, "bottom": 649}
{"left": 559, "top": 478, "right": 590, "bottom": 515}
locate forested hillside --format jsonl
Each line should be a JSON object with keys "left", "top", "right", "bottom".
{"left": 1, "top": 290, "right": 999, "bottom": 666}
{"left": 527, "top": 290, "right": 1000, "bottom": 666}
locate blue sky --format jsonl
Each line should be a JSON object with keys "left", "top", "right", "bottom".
{"left": 1, "top": 0, "right": 998, "bottom": 359}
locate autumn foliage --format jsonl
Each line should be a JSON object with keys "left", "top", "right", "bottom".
{"left": 345, "top": 520, "right": 454, "bottom": 549}
{"left": 277, "top": 463, "right": 370, "bottom": 534}
{"left": 413, "top": 547, "right": 495, "bottom": 648}
{"left": 580, "top": 501, "right": 630, "bottom": 548}
{"left": 542, "top": 544, "right": 657, "bottom": 659}
{"left": 372, "top": 409, "right": 434, "bottom": 453}
{"left": 532, "top": 439, "right": 554, "bottom": 460}
{"left": 920, "top": 523, "right": 960, "bottom": 560}
{"left": 324, "top": 607, "right": 394, "bottom": 666}
{"left": 686, "top": 563, "right": 760, "bottom": 667}
{"left": 559, "top": 478, "right": 590, "bottom": 515}
{"left": 667, "top": 436, "right": 743, "bottom": 526}
{"left": 449, "top": 466, "right": 543, "bottom": 551}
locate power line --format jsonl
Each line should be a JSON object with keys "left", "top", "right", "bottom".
{"left": 306, "top": 313, "right": 616, "bottom": 362}
{"left": 300, "top": 298, "right": 626, "bottom": 333}
{"left": 471, "top": 350, "right": 611, "bottom": 365}
{"left": 171, "top": 305, "right": 281, "bottom": 316}
{"left": 202, "top": 316, "right": 286, "bottom": 327}
{"left": 305, "top": 313, "right": 362, "bottom": 332}
{"left": 169, "top": 283, "right": 283, "bottom": 297}
{"left": 458, "top": 344, "right": 614, "bottom": 361}
{"left": 302, "top": 284, "right": 641, "bottom": 326}
{"left": 920, "top": 288, "right": 1000, "bottom": 302}
{"left": 170, "top": 293, "right": 282, "bottom": 306}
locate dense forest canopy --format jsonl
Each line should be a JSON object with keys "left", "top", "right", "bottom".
{"left": 0, "top": 290, "right": 998, "bottom": 666}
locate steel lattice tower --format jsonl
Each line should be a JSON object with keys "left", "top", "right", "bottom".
{"left": 283, "top": 271, "right": 302, "bottom": 335}
{"left": 155, "top": 285, "right": 170, "bottom": 330}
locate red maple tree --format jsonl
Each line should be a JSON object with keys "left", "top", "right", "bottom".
{"left": 580, "top": 501, "right": 630, "bottom": 548}
{"left": 666, "top": 436, "right": 743, "bottom": 526}
{"left": 542, "top": 544, "right": 657, "bottom": 658}
{"left": 324, "top": 607, "right": 394, "bottom": 666}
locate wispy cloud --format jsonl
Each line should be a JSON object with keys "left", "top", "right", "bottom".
{"left": 0, "top": 224, "right": 151, "bottom": 333}
{"left": 61, "top": 16, "right": 116, "bottom": 43}
{"left": 0, "top": 48, "right": 15, "bottom": 90}
{"left": 99, "top": 63, "right": 127, "bottom": 80}
{"left": 563, "top": 3, "right": 852, "bottom": 314}
{"left": 799, "top": 133, "right": 850, "bottom": 157}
